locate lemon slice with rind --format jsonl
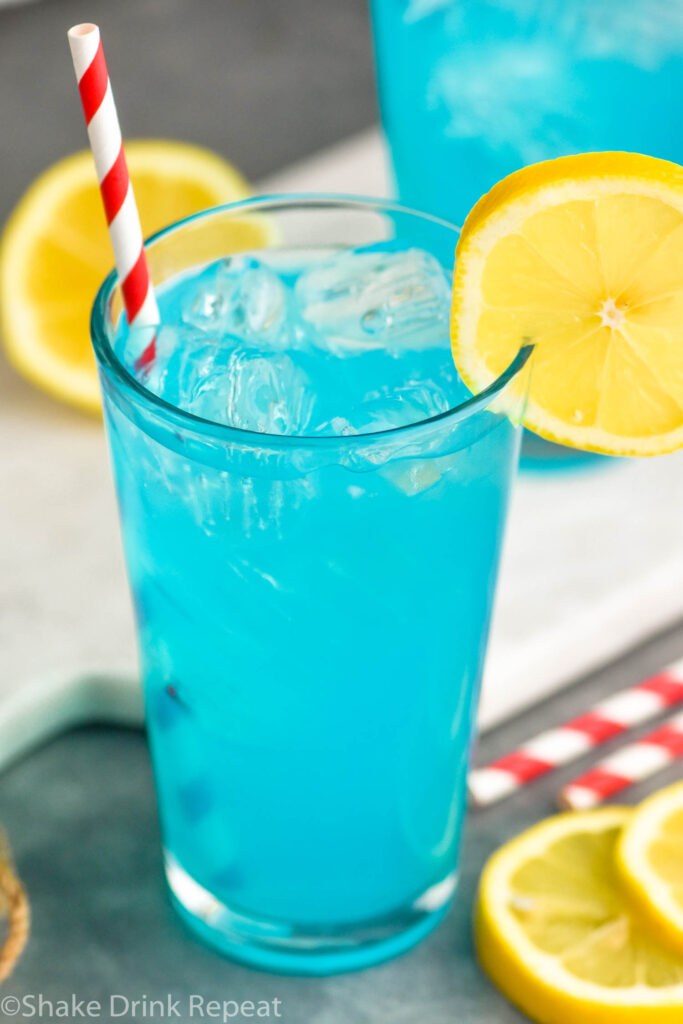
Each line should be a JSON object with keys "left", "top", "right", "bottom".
{"left": 0, "top": 141, "right": 254, "bottom": 412}
{"left": 616, "top": 781, "right": 683, "bottom": 956}
{"left": 475, "top": 807, "right": 683, "bottom": 1024}
{"left": 451, "top": 152, "right": 683, "bottom": 456}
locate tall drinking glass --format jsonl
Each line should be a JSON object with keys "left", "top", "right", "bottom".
{"left": 91, "top": 197, "right": 529, "bottom": 974}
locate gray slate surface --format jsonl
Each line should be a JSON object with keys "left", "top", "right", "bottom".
{"left": 2, "top": 623, "right": 683, "bottom": 1023}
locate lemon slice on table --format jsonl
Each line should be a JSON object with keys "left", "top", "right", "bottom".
{"left": 451, "top": 152, "right": 683, "bottom": 456}
{"left": 475, "top": 807, "right": 683, "bottom": 1024}
{"left": 0, "top": 141, "right": 252, "bottom": 412}
{"left": 616, "top": 781, "right": 683, "bottom": 956}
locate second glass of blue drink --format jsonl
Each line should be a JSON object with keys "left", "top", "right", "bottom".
{"left": 91, "top": 197, "right": 529, "bottom": 974}
{"left": 370, "top": 0, "right": 683, "bottom": 470}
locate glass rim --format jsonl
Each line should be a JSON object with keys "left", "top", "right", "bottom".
{"left": 91, "top": 193, "right": 531, "bottom": 451}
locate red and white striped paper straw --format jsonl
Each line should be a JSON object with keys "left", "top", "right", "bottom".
{"left": 468, "top": 657, "right": 683, "bottom": 807}
{"left": 68, "top": 23, "right": 159, "bottom": 361}
{"left": 559, "top": 710, "right": 683, "bottom": 809}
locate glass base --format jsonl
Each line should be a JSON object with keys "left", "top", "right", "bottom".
{"left": 165, "top": 852, "right": 455, "bottom": 975}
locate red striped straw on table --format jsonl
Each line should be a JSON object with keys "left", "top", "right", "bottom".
{"left": 468, "top": 657, "right": 683, "bottom": 807}
{"left": 67, "top": 23, "right": 159, "bottom": 363}
{"left": 559, "top": 710, "right": 683, "bottom": 810}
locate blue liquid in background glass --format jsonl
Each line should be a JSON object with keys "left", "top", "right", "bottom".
{"left": 371, "top": 0, "right": 683, "bottom": 225}
{"left": 103, "top": 241, "right": 521, "bottom": 970}
{"left": 370, "top": 0, "right": 683, "bottom": 471}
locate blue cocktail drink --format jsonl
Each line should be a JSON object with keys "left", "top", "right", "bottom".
{"left": 91, "top": 197, "right": 528, "bottom": 974}
{"left": 370, "top": 0, "right": 683, "bottom": 226}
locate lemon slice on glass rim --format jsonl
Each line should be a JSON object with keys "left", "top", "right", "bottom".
{"left": 451, "top": 151, "right": 683, "bottom": 456}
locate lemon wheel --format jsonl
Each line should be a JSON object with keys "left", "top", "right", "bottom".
{"left": 0, "top": 141, "right": 251, "bottom": 412}
{"left": 475, "top": 807, "right": 683, "bottom": 1023}
{"left": 616, "top": 781, "right": 683, "bottom": 956}
{"left": 451, "top": 152, "right": 683, "bottom": 456}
